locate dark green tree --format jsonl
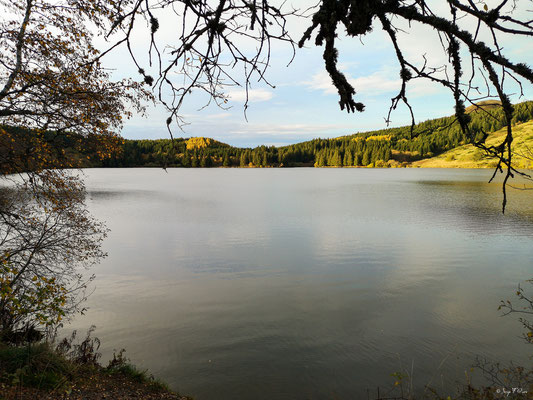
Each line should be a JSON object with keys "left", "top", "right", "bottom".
{"left": 354, "top": 153, "right": 362, "bottom": 166}
{"left": 362, "top": 149, "right": 370, "bottom": 166}
{"left": 240, "top": 151, "right": 249, "bottom": 167}
{"left": 191, "top": 151, "right": 199, "bottom": 168}
{"left": 343, "top": 150, "right": 353, "bottom": 167}
{"left": 223, "top": 152, "right": 230, "bottom": 167}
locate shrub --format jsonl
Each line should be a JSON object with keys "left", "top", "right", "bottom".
{"left": 0, "top": 342, "right": 70, "bottom": 389}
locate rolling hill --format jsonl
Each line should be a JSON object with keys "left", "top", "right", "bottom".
{"left": 413, "top": 120, "right": 533, "bottom": 169}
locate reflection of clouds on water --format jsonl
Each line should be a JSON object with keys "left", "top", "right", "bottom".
{"left": 70, "top": 168, "right": 533, "bottom": 400}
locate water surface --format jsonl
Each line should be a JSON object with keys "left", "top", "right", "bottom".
{"left": 70, "top": 168, "right": 533, "bottom": 399}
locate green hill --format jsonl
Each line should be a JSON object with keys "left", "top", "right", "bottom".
{"left": 412, "top": 120, "right": 533, "bottom": 169}
{"left": 465, "top": 99, "right": 502, "bottom": 114}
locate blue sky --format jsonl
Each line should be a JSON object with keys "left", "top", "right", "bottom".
{"left": 99, "top": 1, "right": 533, "bottom": 148}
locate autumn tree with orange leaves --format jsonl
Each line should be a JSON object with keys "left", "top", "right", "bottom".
{"left": 0, "top": 0, "right": 149, "bottom": 337}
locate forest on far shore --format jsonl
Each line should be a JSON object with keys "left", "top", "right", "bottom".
{"left": 4, "top": 100, "right": 533, "bottom": 169}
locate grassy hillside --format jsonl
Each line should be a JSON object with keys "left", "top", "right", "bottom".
{"left": 412, "top": 120, "right": 533, "bottom": 169}
{"left": 464, "top": 99, "right": 502, "bottom": 114}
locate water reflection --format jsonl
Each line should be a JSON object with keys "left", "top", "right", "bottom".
{"left": 411, "top": 179, "right": 533, "bottom": 235}
{"left": 65, "top": 168, "right": 533, "bottom": 400}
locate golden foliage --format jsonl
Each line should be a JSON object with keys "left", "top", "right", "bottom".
{"left": 365, "top": 135, "right": 392, "bottom": 141}
{"left": 186, "top": 137, "right": 213, "bottom": 150}
{"left": 352, "top": 135, "right": 392, "bottom": 142}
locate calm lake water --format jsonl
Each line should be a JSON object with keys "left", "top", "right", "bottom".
{"left": 70, "top": 168, "right": 533, "bottom": 399}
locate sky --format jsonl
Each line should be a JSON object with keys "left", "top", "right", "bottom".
{"left": 96, "top": 1, "right": 533, "bottom": 148}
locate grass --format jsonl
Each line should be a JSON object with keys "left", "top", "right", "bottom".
{"left": 0, "top": 342, "right": 71, "bottom": 390}
{"left": 412, "top": 120, "right": 533, "bottom": 169}
{"left": 105, "top": 348, "right": 172, "bottom": 392}
{"left": 0, "top": 335, "right": 189, "bottom": 399}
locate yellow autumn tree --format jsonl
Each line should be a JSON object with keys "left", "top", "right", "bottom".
{"left": 186, "top": 137, "right": 213, "bottom": 150}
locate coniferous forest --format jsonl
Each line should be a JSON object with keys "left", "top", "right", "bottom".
{"left": 4, "top": 101, "right": 533, "bottom": 170}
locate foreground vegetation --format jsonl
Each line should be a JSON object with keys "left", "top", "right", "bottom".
{"left": 0, "top": 329, "right": 189, "bottom": 400}
{"left": 376, "top": 280, "right": 533, "bottom": 400}
{"left": 1, "top": 332, "right": 531, "bottom": 400}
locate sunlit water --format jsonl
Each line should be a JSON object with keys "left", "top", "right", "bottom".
{"left": 68, "top": 168, "right": 533, "bottom": 399}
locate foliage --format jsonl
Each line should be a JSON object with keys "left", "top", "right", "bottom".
{"left": 185, "top": 137, "right": 225, "bottom": 151}
{"left": 0, "top": 0, "right": 150, "bottom": 338}
{"left": 55, "top": 325, "right": 102, "bottom": 366}
{"left": 0, "top": 328, "right": 179, "bottom": 396}
{"left": 106, "top": 348, "right": 170, "bottom": 391}
{"left": 0, "top": 171, "right": 107, "bottom": 334}
{"left": 0, "top": 341, "right": 71, "bottom": 390}
{"left": 0, "top": 0, "right": 150, "bottom": 174}
{"left": 414, "top": 121, "right": 533, "bottom": 169}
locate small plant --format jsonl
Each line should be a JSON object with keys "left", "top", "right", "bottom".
{"left": 499, "top": 279, "right": 533, "bottom": 346}
{"left": 106, "top": 349, "right": 170, "bottom": 391}
{"left": 55, "top": 325, "right": 101, "bottom": 366}
{"left": 106, "top": 348, "right": 129, "bottom": 370}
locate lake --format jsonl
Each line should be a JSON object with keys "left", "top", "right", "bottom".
{"left": 69, "top": 168, "right": 533, "bottom": 399}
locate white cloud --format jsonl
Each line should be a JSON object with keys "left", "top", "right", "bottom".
{"left": 408, "top": 78, "right": 445, "bottom": 98}
{"left": 303, "top": 69, "right": 401, "bottom": 96}
{"left": 303, "top": 61, "right": 449, "bottom": 101}
{"left": 351, "top": 72, "right": 401, "bottom": 94}
{"left": 227, "top": 88, "right": 274, "bottom": 103}
{"left": 303, "top": 71, "right": 337, "bottom": 94}
{"left": 230, "top": 122, "right": 355, "bottom": 136}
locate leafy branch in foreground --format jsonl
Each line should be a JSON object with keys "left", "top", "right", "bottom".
{"left": 0, "top": 171, "right": 107, "bottom": 335}
{"left": 0, "top": 0, "right": 152, "bottom": 338}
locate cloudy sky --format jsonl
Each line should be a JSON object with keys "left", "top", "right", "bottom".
{"left": 98, "top": 1, "right": 533, "bottom": 148}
